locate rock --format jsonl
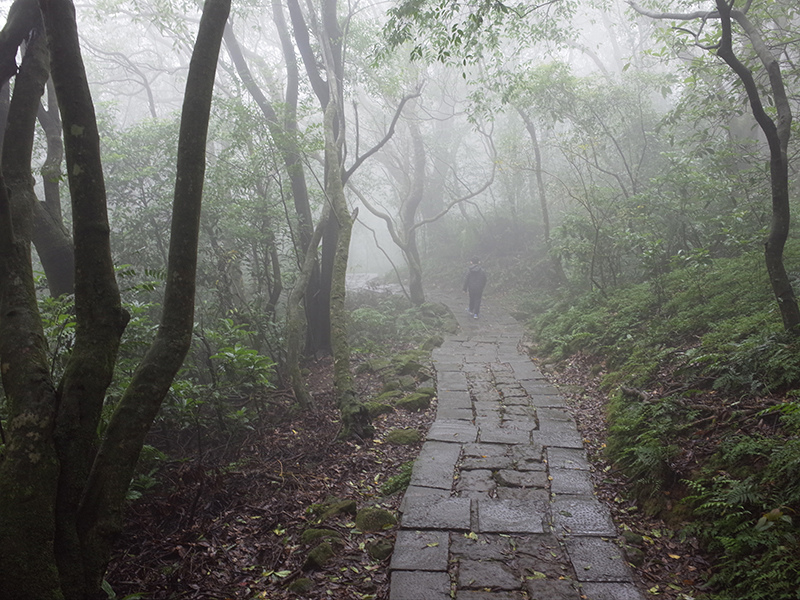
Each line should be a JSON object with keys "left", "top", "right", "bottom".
{"left": 364, "top": 401, "right": 394, "bottom": 418}
{"left": 625, "top": 545, "right": 646, "bottom": 567}
{"left": 620, "top": 530, "right": 644, "bottom": 546}
{"left": 303, "top": 541, "right": 336, "bottom": 570}
{"left": 355, "top": 507, "right": 397, "bottom": 532}
{"left": 374, "top": 390, "right": 404, "bottom": 403}
{"left": 300, "top": 528, "right": 342, "bottom": 544}
{"left": 381, "top": 380, "right": 400, "bottom": 392}
{"left": 385, "top": 428, "right": 421, "bottom": 445}
{"left": 366, "top": 539, "right": 394, "bottom": 561}
{"left": 421, "top": 334, "right": 444, "bottom": 350}
{"left": 398, "top": 375, "right": 417, "bottom": 390}
{"left": 396, "top": 393, "right": 431, "bottom": 412}
{"left": 287, "top": 577, "right": 314, "bottom": 593}
{"left": 312, "top": 497, "right": 358, "bottom": 522}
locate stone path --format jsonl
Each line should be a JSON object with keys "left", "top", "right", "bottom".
{"left": 389, "top": 293, "right": 646, "bottom": 600}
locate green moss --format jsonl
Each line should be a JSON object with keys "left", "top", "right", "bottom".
{"left": 303, "top": 542, "right": 337, "bottom": 570}
{"left": 354, "top": 507, "right": 397, "bottom": 532}
{"left": 384, "top": 428, "right": 421, "bottom": 445}
{"left": 300, "top": 528, "right": 341, "bottom": 544}
{"left": 364, "top": 401, "right": 394, "bottom": 417}
{"left": 396, "top": 393, "right": 431, "bottom": 412}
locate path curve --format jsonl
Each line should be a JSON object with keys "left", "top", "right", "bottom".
{"left": 389, "top": 291, "right": 646, "bottom": 600}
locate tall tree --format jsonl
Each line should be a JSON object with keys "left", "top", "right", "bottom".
{"left": 0, "top": 0, "right": 231, "bottom": 597}
{"left": 630, "top": 0, "right": 800, "bottom": 332}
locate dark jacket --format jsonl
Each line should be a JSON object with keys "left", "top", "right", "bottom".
{"left": 463, "top": 264, "right": 487, "bottom": 292}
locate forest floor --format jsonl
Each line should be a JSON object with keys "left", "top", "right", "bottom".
{"left": 109, "top": 340, "right": 717, "bottom": 600}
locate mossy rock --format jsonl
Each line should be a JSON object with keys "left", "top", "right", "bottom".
{"left": 420, "top": 302, "right": 450, "bottom": 318}
{"left": 364, "top": 401, "right": 394, "bottom": 418}
{"left": 624, "top": 545, "right": 645, "bottom": 567}
{"left": 300, "top": 528, "right": 342, "bottom": 545}
{"left": 310, "top": 497, "right": 358, "bottom": 522}
{"left": 366, "top": 539, "right": 394, "bottom": 561}
{"left": 421, "top": 334, "right": 444, "bottom": 350}
{"left": 287, "top": 578, "right": 314, "bottom": 593}
{"left": 374, "top": 390, "right": 404, "bottom": 403}
{"left": 415, "top": 387, "right": 437, "bottom": 399}
{"left": 398, "top": 375, "right": 417, "bottom": 390}
{"left": 385, "top": 428, "right": 421, "bottom": 445}
{"left": 355, "top": 507, "right": 397, "bottom": 532}
{"left": 303, "top": 541, "right": 337, "bottom": 570}
{"left": 381, "top": 380, "right": 401, "bottom": 392}
{"left": 395, "top": 357, "right": 425, "bottom": 376}
{"left": 396, "top": 393, "right": 431, "bottom": 412}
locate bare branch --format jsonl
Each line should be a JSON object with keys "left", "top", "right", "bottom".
{"left": 343, "top": 88, "right": 422, "bottom": 182}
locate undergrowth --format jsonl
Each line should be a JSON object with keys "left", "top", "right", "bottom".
{"left": 525, "top": 247, "right": 800, "bottom": 600}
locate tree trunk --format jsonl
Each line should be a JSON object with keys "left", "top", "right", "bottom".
{"left": 1, "top": 0, "right": 231, "bottom": 597}
{"left": 403, "top": 119, "right": 426, "bottom": 305}
{"left": 0, "top": 26, "right": 63, "bottom": 600}
{"left": 77, "top": 1, "right": 230, "bottom": 592}
{"left": 323, "top": 101, "right": 372, "bottom": 439}
{"left": 286, "top": 208, "right": 328, "bottom": 407}
{"left": 714, "top": 0, "right": 800, "bottom": 332}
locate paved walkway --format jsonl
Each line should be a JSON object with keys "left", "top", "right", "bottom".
{"left": 389, "top": 292, "right": 646, "bottom": 600}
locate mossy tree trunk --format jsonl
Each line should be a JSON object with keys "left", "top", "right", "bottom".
{"left": 0, "top": 21, "right": 63, "bottom": 600}
{"left": 323, "top": 103, "right": 372, "bottom": 439}
{"left": 0, "top": 0, "right": 231, "bottom": 597}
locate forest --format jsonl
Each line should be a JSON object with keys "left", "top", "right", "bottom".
{"left": 0, "top": 0, "right": 799, "bottom": 598}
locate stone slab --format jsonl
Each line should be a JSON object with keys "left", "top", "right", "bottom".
{"left": 519, "top": 381, "right": 561, "bottom": 395}
{"left": 399, "top": 485, "right": 450, "bottom": 514}
{"left": 552, "top": 496, "right": 616, "bottom": 537}
{"left": 437, "top": 406, "right": 475, "bottom": 421}
{"left": 474, "top": 389, "right": 502, "bottom": 403}
{"left": 475, "top": 498, "right": 546, "bottom": 533}
{"left": 529, "top": 394, "right": 569, "bottom": 408}
{"left": 524, "top": 579, "right": 582, "bottom": 600}
{"left": 433, "top": 361, "right": 464, "bottom": 372}
{"left": 535, "top": 430, "right": 585, "bottom": 449}
{"left": 390, "top": 571, "right": 451, "bottom": 600}
{"left": 401, "top": 495, "right": 472, "bottom": 530}
{"left": 546, "top": 447, "right": 590, "bottom": 470}
{"left": 457, "top": 559, "right": 521, "bottom": 590}
{"left": 537, "top": 407, "right": 576, "bottom": 422}
{"left": 427, "top": 420, "right": 479, "bottom": 443}
{"left": 480, "top": 426, "right": 532, "bottom": 445}
{"left": 438, "top": 389, "right": 473, "bottom": 407}
{"left": 579, "top": 582, "right": 646, "bottom": 600}
{"left": 449, "top": 532, "right": 514, "bottom": 560}
{"left": 566, "top": 537, "right": 633, "bottom": 582}
{"left": 456, "top": 470, "right": 496, "bottom": 492}
{"left": 463, "top": 443, "right": 510, "bottom": 458}
{"left": 495, "top": 470, "right": 549, "bottom": 488}
{"left": 391, "top": 530, "right": 450, "bottom": 571}
{"left": 456, "top": 591, "right": 524, "bottom": 600}
{"left": 409, "top": 441, "right": 462, "bottom": 489}
{"left": 439, "top": 373, "right": 469, "bottom": 392}
{"left": 538, "top": 418, "right": 581, "bottom": 436}
{"left": 550, "top": 468, "right": 595, "bottom": 495}
{"left": 461, "top": 455, "right": 514, "bottom": 470}
{"left": 495, "top": 488, "right": 549, "bottom": 508}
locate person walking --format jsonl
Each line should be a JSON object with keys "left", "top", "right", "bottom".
{"left": 463, "top": 257, "right": 487, "bottom": 319}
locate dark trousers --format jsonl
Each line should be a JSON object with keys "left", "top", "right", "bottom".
{"left": 468, "top": 289, "right": 484, "bottom": 316}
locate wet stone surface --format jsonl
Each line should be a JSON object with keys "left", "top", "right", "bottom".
{"left": 391, "top": 292, "right": 645, "bottom": 600}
